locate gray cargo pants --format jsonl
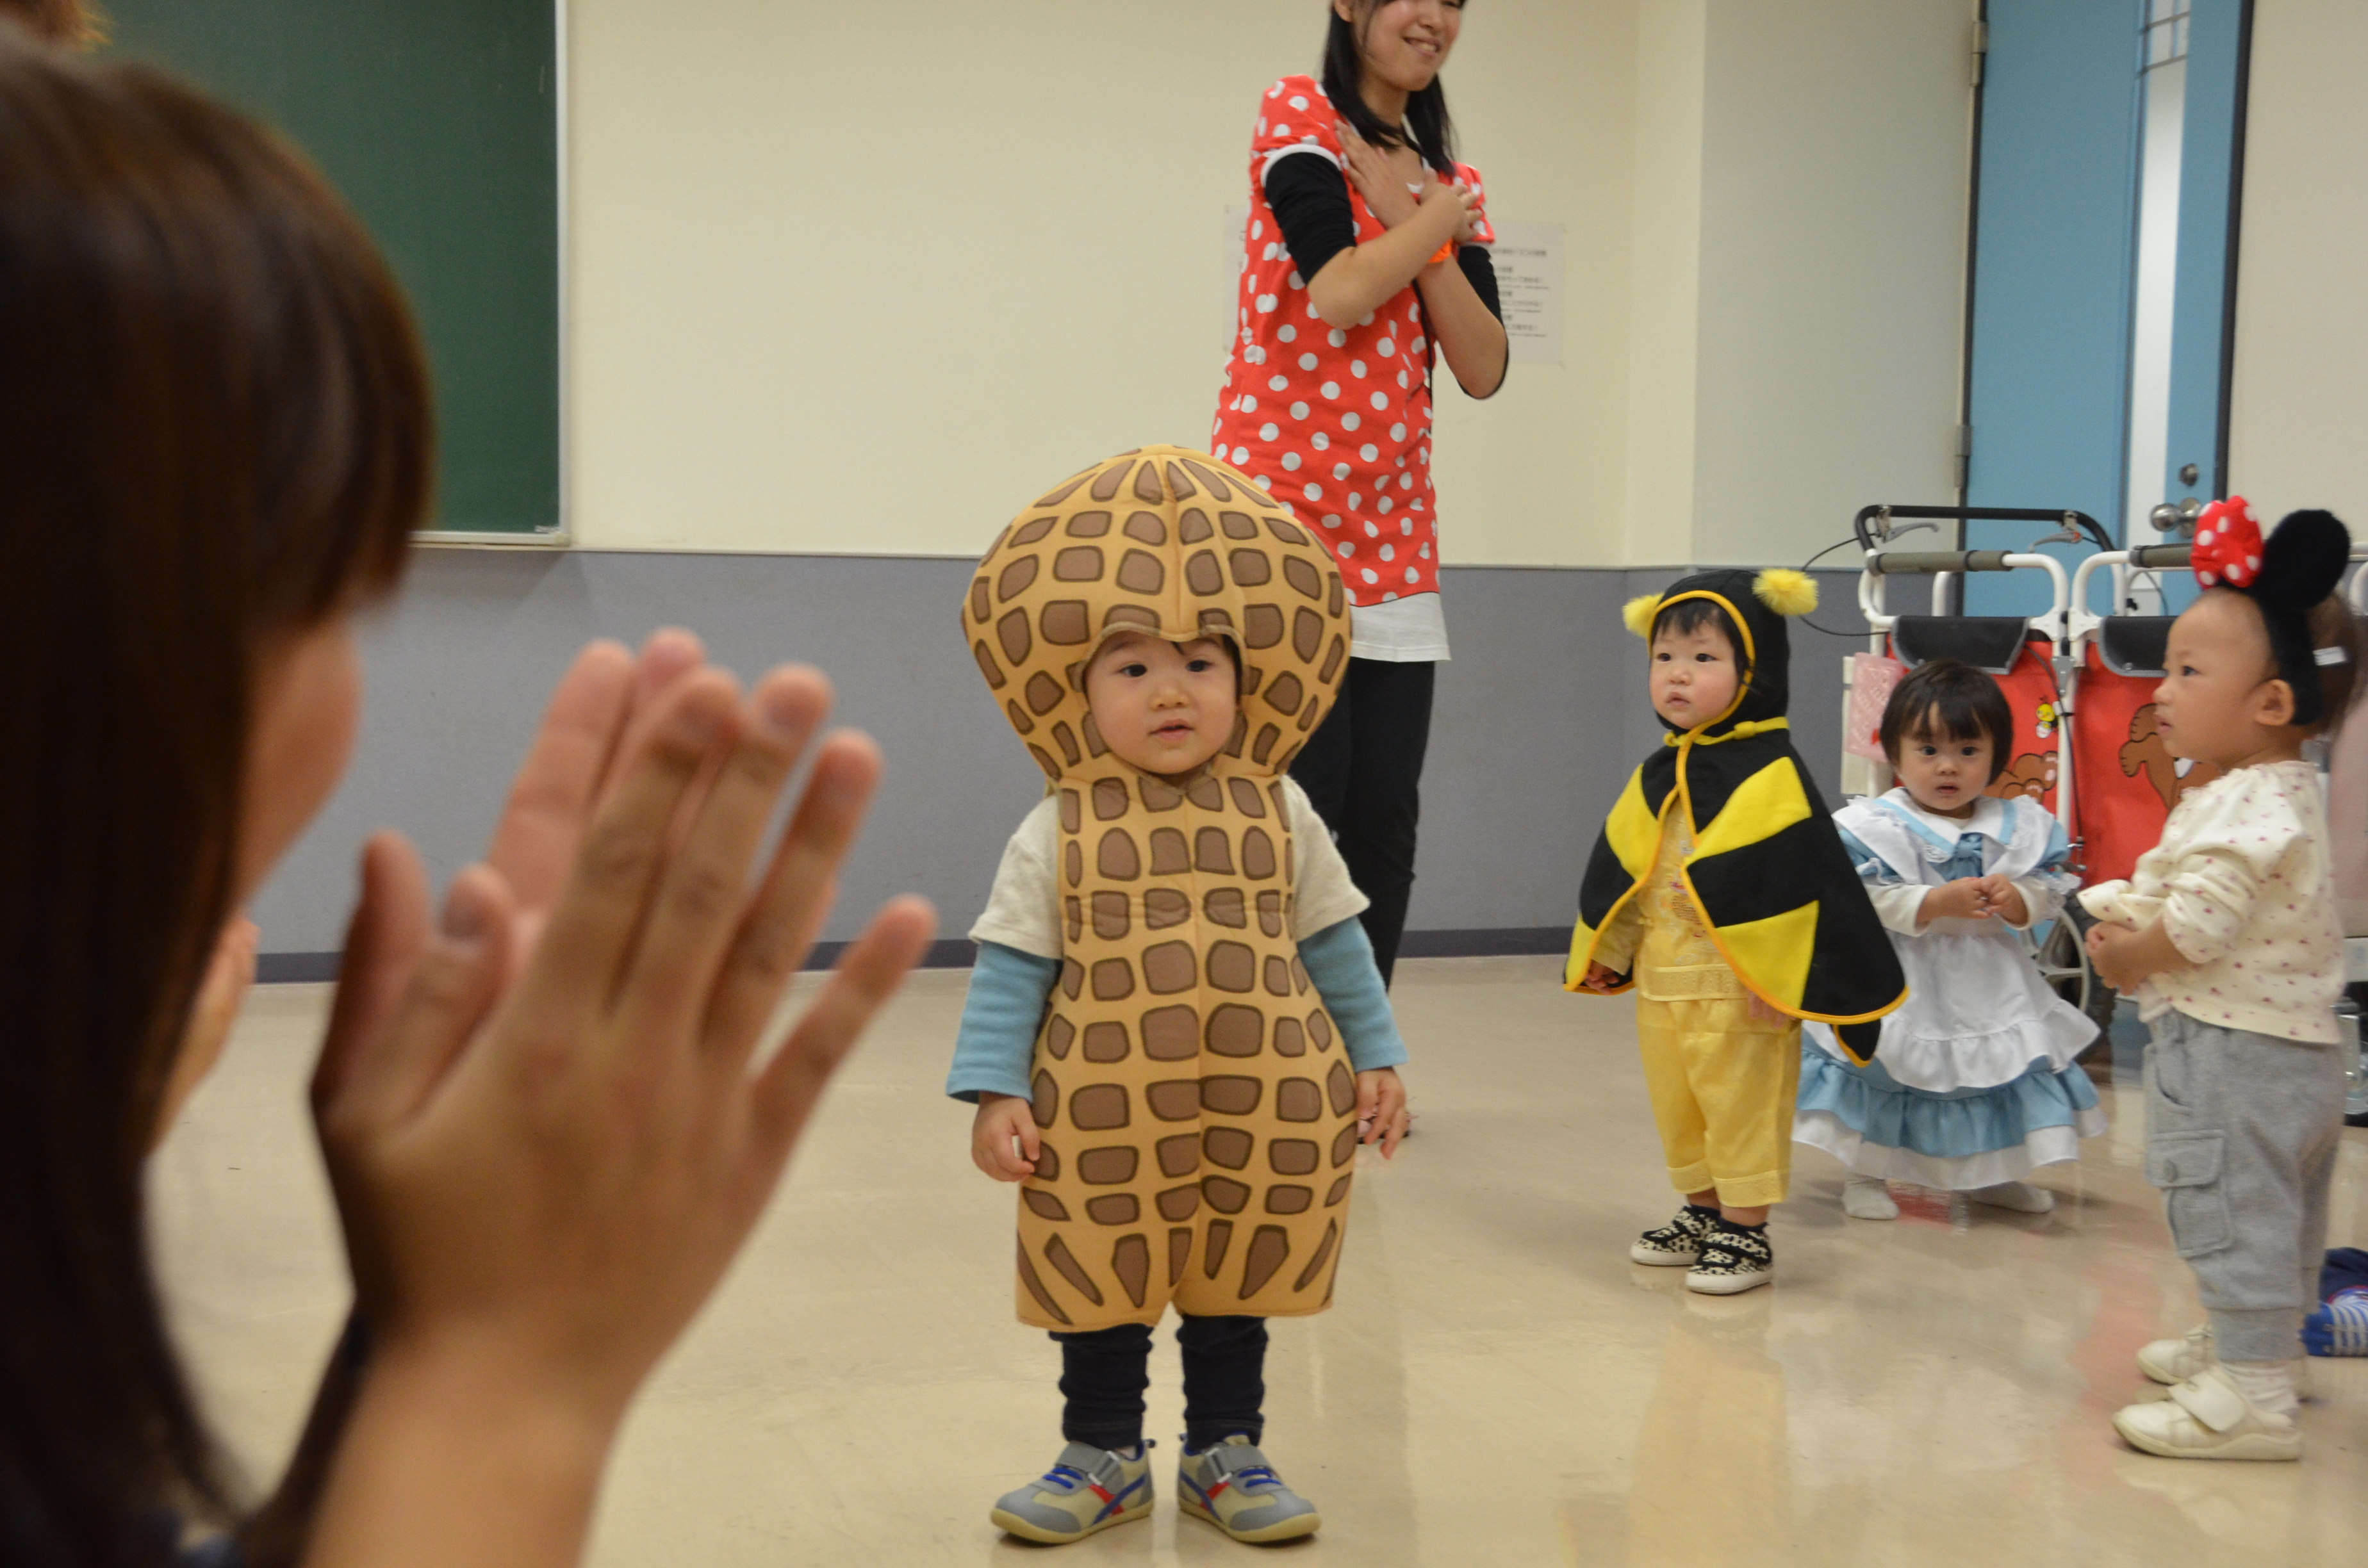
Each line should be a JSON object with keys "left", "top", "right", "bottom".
{"left": 2144, "top": 1009, "right": 2345, "bottom": 1363}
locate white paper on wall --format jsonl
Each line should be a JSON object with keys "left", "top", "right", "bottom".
{"left": 1487, "top": 220, "right": 1565, "bottom": 366}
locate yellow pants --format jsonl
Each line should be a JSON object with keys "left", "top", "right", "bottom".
{"left": 1634, "top": 995, "right": 1801, "bottom": 1209}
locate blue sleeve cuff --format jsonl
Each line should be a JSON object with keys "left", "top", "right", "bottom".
{"left": 1299, "top": 917, "right": 1410, "bottom": 1073}
{"left": 947, "top": 941, "right": 1060, "bottom": 1102}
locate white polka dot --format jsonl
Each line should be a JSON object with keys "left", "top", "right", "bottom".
{"left": 1379, "top": 496, "right": 1394, "bottom": 514}
{"left": 1329, "top": 329, "right": 1349, "bottom": 348}
{"left": 1254, "top": 475, "right": 1272, "bottom": 489}
{"left": 1347, "top": 492, "right": 1363, "bottom": 509}
{"left": 1311, "top": 432, "right": 1330, "bottom": 450}
{"left": 1400, "top": 519, "right": 1413, "bottom": 535}
{"left": 1288, "top": 272, "right": 1304, "bottom": 290}
{"left": 1380, "top": 543, "right": 1395, "bottom": 561}
{"left": 1397, "top": 370, "right": 1410, "bottom": 388}
{"left": 1258, "top": 116, "right": 1269, "bottom": 132}
{"left": 1420, "top": 544, "right": 1432, "bottom": 559}
{"left": 1263, "top": 241, "right": 1280, "bottom": 261}
{"left": 1351, "top": 359, "right": 1368, "bottom": 378}
{"left": 1378, "top": 338, "right": 1395, "bottom": 356}
{"left": 1306, "top": 302, "right": 1322, "bottom": 319}
{"left": 1333, "top": 461, "right": 1353, "bottom": 480}
{"left": 1266, "top": 375, "right": 1286, "bottom": 393}
{"left": 1242, "top": 395, "right": 1258, "bottom": 412}
{"left": 1337, "top": 544, "right": 1354, "bottom": 560}
{"left": 1279, "top": 325, "right": 1297, "bottom": 343}
{"left": 1404, "top": 566, "right": 1420, "bottom": 584}
{"left": 1232, "top": 446, "right": 1250, "bottom": 464}
{"left": 1412, "top": 336, "right": 1427, "bottom": 354}
{"left": 1299, "top": 353, "right": 1319, "bottom": 372}
{"left": 1252, "top": 218, "right": 1264, "bottom": 239}
{"left": 1370, "top": 392, "right": 1389, "bottom": 411}
{"left": 1343, "top": 412, "right": 1361, "bottom": 431}
{"left": 1290, "top": 401, "right": 1310, "bottom": 420}
{"left": 1320, "top": 381, "right": 1340, "bottom": 400}
{"left": 1290, "top": 94, "right": 1308, "bottom": 109}
{"left": 1276, "top": 122, "right": 1292, "bottom": 136}
{"left": 1256, "top": 293, "right": 1277, "bottom": 313}
{"left": 1408, "top": 302, "right": 1420, "bottom": 322}
{"left": 1321, "top": 514, "right": 1342, "bottom": 528}
{"left": 1244, "top": 347, "right": 1263, "bottom": 364}
{"left": 1381, "top": 590, "right": 1400, "bottom": 601}
{"left": 1282, "top": 451, "right": 1302, "bottom": 471}
{"left": 1390, "top": 423, "right": 1407, "bottom": 441}
{"left": 1360, "top": 443, "right": 1380, "bottom": 462}
{"left": 1305, "top": 482, "right": 1323, "bottom": 500}
{"left": 1358, "top": 311, "right": 1375, "bottom": 326}
{"left": 1260, "top": 422, "right": 1280, "bottom": 441}
{"left": 1362, "top": 568, "right": 1379, "bottom": 584}
{"left": 1400, "top": 473, "right": 1413, "bottom": 490}
{"left": 1364, "top": 521, "right": 1380, "bottom": 538}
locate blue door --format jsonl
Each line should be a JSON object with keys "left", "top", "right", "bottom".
{"left": 1962, "top": 1, "right": 2250, "bottom": 616}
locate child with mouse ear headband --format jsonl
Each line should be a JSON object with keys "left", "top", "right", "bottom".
{"left": 2081, "top": 502, "right": 2364, "bottom": 1462}
{"left": 2189, "top": 499, "right": 2355, "bottom": 727}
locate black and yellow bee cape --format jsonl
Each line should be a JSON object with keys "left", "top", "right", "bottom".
{"left": 1565, "top": 568, "right": 1904, "bottom": 1063}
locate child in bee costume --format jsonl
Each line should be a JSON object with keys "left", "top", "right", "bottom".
{"left": 950, "top": 446, "right": 1413, "bottom": 1545}
{"left": 1568, "top": 568, "right": 1905, "bottom": 1293}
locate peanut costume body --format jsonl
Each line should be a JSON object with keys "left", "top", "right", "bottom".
{"left": 966, "top": 446, "right": 1358, "bottom": 1331}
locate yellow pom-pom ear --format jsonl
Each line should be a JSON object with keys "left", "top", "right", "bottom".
{"left": 1622, "top": 594, "right": 1663, "bottom": 638}
{"left": 1754, "top": 568, "right": 1818, "bottom": 617}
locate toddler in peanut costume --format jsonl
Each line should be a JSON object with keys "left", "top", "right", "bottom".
{"left": 949, "top": 446, "right": 1412, "bottom": 1544}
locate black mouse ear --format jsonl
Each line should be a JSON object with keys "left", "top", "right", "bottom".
{"left": 2253, "top": 509, "right": 2351, "bottom": 612}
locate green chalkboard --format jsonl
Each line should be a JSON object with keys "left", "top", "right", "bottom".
{"left": 103, "top": 1, "right": 562, "bottom": 537}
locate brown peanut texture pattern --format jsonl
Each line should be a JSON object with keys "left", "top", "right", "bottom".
{"left": 968, "top": 446, "right": 1358, "bottom": 1330}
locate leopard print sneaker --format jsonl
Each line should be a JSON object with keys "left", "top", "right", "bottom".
{"left": 1685, "top": 1218, "right": 1773, "bottom": 1294}
{"left": 1629, "top": 1203, "right": 1721, "bottom": 1267}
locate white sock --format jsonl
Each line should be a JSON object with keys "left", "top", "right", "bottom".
{"left": 2223, "top": 1359, "right": 2301, "bottom": 1421}
{"left": 1842, "top": 1175, "right": 1899, "bottom": 1220}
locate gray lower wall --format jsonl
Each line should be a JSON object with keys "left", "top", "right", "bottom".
{"left": 254, "top": 554, "right": 1868, "bottom": 961}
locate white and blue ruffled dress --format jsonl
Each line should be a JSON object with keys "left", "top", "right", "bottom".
{"left": 1796, "top": 790, "right": 2106, "bottom": 1188}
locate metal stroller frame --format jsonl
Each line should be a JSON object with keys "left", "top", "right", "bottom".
{"left": 1849, "top": 505, "right": 2116, "bottom": 1031}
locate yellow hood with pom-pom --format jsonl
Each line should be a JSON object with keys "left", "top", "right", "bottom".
{"left": 1567, "top": 568, "right": 1905, "bottom": 1055}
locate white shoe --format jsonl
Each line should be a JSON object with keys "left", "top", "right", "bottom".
{"left": 1968, "top": 1180, "right": 2054, "bottom": 1213}
{"left": 1841, "top": 1175, "right": 1898, "bottom": 1220}
{"left": 2138, "top": 1324, "right": 2216, "bottom": 1386}
{"left": 2137, "top": 1325, "right": 2313, "bottom": 1400}
{"left": 2112, "top": 1366, "right": 2300, "bottom": 1461}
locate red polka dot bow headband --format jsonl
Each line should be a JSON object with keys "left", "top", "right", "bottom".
{"left": 2191, "top": 496, "right": 2261, "bottom": 588}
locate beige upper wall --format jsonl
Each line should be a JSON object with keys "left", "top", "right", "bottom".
{"left": 2228, "top": 0, "right": 2368, "bottom": 526}
{"left": 566, "top": 1, "right": 1972, "bottom": 566}
{"left": 1690, "top": 0, "right": 1973, "bottom": 568}
{"left": 568, "top": 0, "right": 1628, "bottom": 561}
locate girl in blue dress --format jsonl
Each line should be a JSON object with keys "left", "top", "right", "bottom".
{"left": 1795, "top": 660, "right": 2107, "bottom": 1219}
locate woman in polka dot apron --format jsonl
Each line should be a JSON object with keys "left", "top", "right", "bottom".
{"left": 1212, "top": 0, "right": 1506, "bottom": 981}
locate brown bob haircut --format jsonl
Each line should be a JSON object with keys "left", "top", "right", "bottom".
{"left": 0, "top": 34, "right": 428, "bottom": 1560}
{"left": 1879, "top": 660, "right": 2014, "bottom": 784}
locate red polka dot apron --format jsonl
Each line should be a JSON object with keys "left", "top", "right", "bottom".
{"left": 1210, "top": 74, "right": 1492, "bottom": 608}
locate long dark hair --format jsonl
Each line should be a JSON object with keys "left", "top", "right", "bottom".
{"left": 1320, "top": 1, "right": 1459, "bottom": 176}
{"left": 0, "top": 35, "right": 428, "bottom": 1564}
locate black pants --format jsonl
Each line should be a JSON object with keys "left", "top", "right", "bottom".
{"left": 1290, "top": 657, "right": 1435, "bottom": 984}
{"left": 1051, "top": 1314, "right": 1267, "bottom": 1451}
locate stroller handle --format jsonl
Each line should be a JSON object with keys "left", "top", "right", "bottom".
{"left": 1866, "top": 549, "right": 2014, "bottom": 575}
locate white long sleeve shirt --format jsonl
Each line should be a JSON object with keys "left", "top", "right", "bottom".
{"left": 2079, "top": 760, "right": 2342, "bottom": 1043}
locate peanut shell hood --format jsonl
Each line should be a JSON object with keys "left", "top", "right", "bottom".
{"left": 965, "top": 446, "right": 1361, "bottom": 1328}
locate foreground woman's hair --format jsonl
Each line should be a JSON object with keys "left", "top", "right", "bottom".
{"left": 0, "top": 34, "right": 429, "bottom": 1559}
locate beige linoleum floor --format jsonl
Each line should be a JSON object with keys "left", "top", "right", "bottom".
{"left": 154, "top": 957, "right": 2368, "bottom": 1567}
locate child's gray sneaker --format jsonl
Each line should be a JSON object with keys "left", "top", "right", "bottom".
{"left": 1177, "top": 1434, "right": 1321, "bottom": 1543}
{"left": 988, "top": 1440, "right": 1153, "bottom": 1544}
{"left": 1631, "top": 1202, "right": 1720, "bottom": 1266}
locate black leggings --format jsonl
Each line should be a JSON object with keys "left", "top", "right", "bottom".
{"left": 1051, "top": 1314, "right": 1267, "bottom": 1451}
{"left": 1290, "top": 657, "right": 1435, "bottom": 984}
